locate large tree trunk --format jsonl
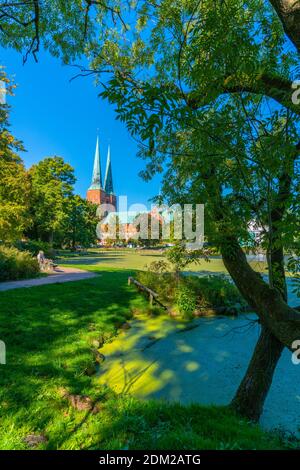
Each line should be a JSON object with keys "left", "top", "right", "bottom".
{"left": 220, "top": 167, "right": 298, "bottom": 420}
{"left": 48, "top": 231, "right": 54, "bottom": 244}
{"left": 231, "top": 325, "right": 284, "bottom": 421}
{"left": 226, "top": 243, "right": 286, "bottom": 421}
{"left": 223, "top": 237, "right": 289, "bottom": 420}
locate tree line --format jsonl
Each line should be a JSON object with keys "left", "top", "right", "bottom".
{"left": 0, "top": 72, "right": 98, "bottom": 249}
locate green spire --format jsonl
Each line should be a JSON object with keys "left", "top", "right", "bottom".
{"left": 104, "top": 145, "right": 114, "bottom": 194}
{"left": 89, "top": 136, "right": 102, "bottom": 190}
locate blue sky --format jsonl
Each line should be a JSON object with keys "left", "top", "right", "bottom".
{"left": 0, "top": 48, "right": 161, "bottom": 207}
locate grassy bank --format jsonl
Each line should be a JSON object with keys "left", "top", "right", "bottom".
{"left": 0, "top": 268, "right": 289, "bottom": 449}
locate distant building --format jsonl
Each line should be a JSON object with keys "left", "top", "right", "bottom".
{"left": 87, "top": 137, "right": 164, "bottom": 244}
{"left": 86, "top": 137, "right": 117, "bottom": 211}
{"left": 100, "top": 211, "right": 144, "bottom": 243}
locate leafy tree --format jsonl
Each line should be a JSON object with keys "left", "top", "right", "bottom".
{"left": 166, "top": 242, "right": 203, "bottom": 280}
{"left": 3, "top": 0, "right": 300, "bottom": 421}
{"left": 85, "top": 0, "right": 300, "bottom": 421}
{"left": 0, "top": 69, "right": 30, "bottom": 242}
{"left": 0, "top": 0, "right": 94, "bottom": 63}
{"left": 61, "top": 195, "right": 98, "bottom": 249}
{"left": 27, "top": 156, "right": 75, "bottom": 243}
{"left": 2, "top": 1, "right": 299, "bottom": 113}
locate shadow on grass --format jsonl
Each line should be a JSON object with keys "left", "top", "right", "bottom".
{"left": 0, "top": 268, "right": 289, "bottom": 450}
{"left": 84, "top": 398, "right": 285, "bottom": 450}
{"left": 60, "top": 255, "right": 125, "bottom": 266}
{"left": 0, "top": 269, "right": 150, "bottom": 447}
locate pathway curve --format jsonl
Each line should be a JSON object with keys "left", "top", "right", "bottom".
{"left": 0, "top": 266, "right": 97, "bottom": 291}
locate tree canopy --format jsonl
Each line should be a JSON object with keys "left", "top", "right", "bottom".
{"left": 2, "top": 0, "right": 300, "bottom": 421}
{"left": 0, "top": 69, "right": 30, "bottom": 242}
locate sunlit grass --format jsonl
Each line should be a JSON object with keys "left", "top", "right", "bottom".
{"left": 0, "top": 266, "right": 290, "bottom": 450}
{"left": 58, "top": 248, "right": 269, "bottom": 274}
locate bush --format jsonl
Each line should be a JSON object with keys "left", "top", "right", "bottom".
{"left": 175, "top": 284, "right": 197, "bottom": 319}
{"left": 15, "top": 240, "right": 56, "bottom": 258}
{"left": 137, "top": 269, "right": 246, "bottom": 317}
{"left": 137, "top": 270, "right": 177, "bottom": 303}
{"left": 0, "top": 246, "right": 40, "bottom": 281}
{"left": 185, "top": 274, "right": 245, "bottom": 308}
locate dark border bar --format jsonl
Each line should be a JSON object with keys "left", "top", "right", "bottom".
{"left": 0, "top": 450, "right": 298, "bottom": 468}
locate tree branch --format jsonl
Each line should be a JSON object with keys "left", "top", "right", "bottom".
{"left": 187, "top": 72, "right": 300, "bottom": 116}
{"left": 269, "top": 0, "right": 300, "bottom": 53}
{"left": 22, "top": 0, "right": 39, "bottom": 64}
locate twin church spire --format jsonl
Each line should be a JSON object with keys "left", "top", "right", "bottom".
{"left": 104, "top": 145, "right": 113, "bottom": 194}
{"left": 89, "top": 136, "right": 114, "bottom": 194}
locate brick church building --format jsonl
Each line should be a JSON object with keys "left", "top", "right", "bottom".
{"left": 86, "top": 137, "right": 161, "bottom": 244}
{"left": 86, "top": 137, "right": 117, "bottom": 211}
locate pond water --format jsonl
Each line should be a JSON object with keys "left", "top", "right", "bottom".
{"left": 97, "top": 276, "right": 300, "bottom": 436}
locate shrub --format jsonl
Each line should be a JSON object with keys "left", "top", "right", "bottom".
{"left": 0, "top": 246, "right": 40, "bottom": 281}
{"left": 166, "top": 242, "right": 202, "bottom": 276}
{"left": 175, "top": 284, "right": 197, "bottom": 319}
{"left": 137, "top": 270, "right": 176, "bottom": 303}
{"left": 137, "top": 269, "right": 246, "bottom": 317}
{"left": 148, "top": 260, "right": 169, "bottom": 274}
{"left": 185, "top": 274, "right": 246, "bottom": 308}
{"left": 15, "top": 240, "right": 56, "bottom": 258}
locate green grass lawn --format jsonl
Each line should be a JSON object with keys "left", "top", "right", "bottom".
{"left": 0, "top": 265, "right": 290, "bottom": 450}
{"left": 58, "top": 248, "right": 268, "bottom": 274}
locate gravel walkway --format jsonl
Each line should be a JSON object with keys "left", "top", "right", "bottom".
{"left": 0, "top": 266, "right": 97, "bottom": 291}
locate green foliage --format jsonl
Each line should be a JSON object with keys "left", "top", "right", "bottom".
{"left": 148, "top": 259, "right": 169, "bottom": 274}
{"left": 15, "top": 240, "right": 56, "bottom": 258}
{"left": 0, "top": 69, "right": 24, "bottom": 162}
{"left": 0, "top": 269, "right": 288, "bottom": 450}
{"left": 137, "top": 264, "right": 245, "bottom": 316}
{"left": 125, "top": 238, "right": 139, "bottom": 247}
{"left": 0, "top": 158, "right": 30, "bottom": 242}
{"left": 175, "top": 284, "right": 196, "bottom": 319}
{"left": 185, "top": 275, "right": 246, "bottom": 309}
{"left": 0, "top": 0, "right": 94, "bottom": 64}
{"left": 0, "top": 70, "right": 30, "bottom": 242}
{"left": 28, "top": 156, "right": 76, "bottom": 243}
{"left": 60, "top": 195, "right": 98, "bottom": 249}
{"left": 286, "top": 254, "right": 300, "bottom": 298}
{"left": 166, "top": 243, "right": 203, "bottom": 275}
{"left": 0, "top": 245, "right": 39, "bottom": 281}
{"left": 138, "top": 270, "right": 176, "bottom": 304}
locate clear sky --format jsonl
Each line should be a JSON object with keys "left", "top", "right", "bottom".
{"left": 0, "top": 48, "right": 161, "bottom": 208}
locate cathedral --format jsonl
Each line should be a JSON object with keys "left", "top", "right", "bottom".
{"left": 86, "top": 137, "right": 117, "bottom": 211}
{"left": 86, "top": 136, "right": 162, "bottom": 244}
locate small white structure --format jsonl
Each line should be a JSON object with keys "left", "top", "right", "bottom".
{"left": 248, "top": 219, "right": 265, "bottom": 244}
{"left": 0, "top": 340, "right": 6, "bottom": 365}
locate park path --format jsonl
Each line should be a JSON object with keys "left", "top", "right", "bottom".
{"left": 0, "top": 266, "right": 97, "bottom": 292}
